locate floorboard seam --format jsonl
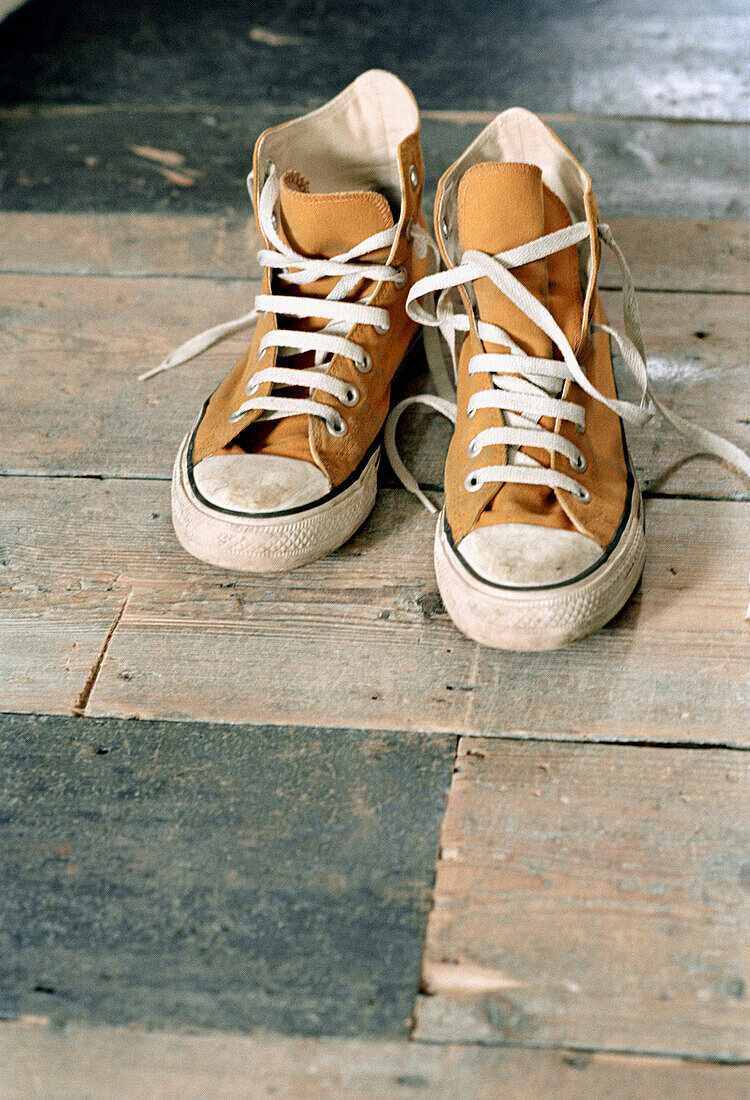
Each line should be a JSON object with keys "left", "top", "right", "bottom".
{"left": 409, "top": 733, "right": 461, "bottom": 1042}
{"left": 72, "top": 591, "right": 132, "bottom": 716}
{"left": 0, "top": 469, "right": 747, "bottom": 503}
{"left": 0, "top": 104, "right": 747, "bottom": 127}
{"left": 0, "top": 267, "right": 259, "bottom": 284}
{"left": 0, "top": 267, "right": 745, "bottom": 297}
{"left": 462, "top": 643, "right": 481, "bottom": 730}
{"left": 0, "top": 471, "right": 171, "bottom": 482}
{"left": 2, "top": 711, "right": 747, "bottom": 753}
{"left": 407, "top": 1035, "right": 750, "bottom": 1065}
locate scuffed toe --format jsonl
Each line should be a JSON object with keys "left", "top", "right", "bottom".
{"left": 457, "top": 522, "right": 604, "bottom": 587}
{"left": 193, "top": 454, "right": 331, "bottom": 514}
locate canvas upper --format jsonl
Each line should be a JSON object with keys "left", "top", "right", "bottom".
{"left": 432, "top": 109, "right": 630, "bottom": 586}
{"left": 188, "top": 70, "right": 430, "bottom": 515}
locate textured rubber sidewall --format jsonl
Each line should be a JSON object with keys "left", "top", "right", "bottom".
{"left": 171, "top": 432, "right": 380, "bottom": 572}
{"left": 434, "top": 485, "right": 646, "bottom": 650}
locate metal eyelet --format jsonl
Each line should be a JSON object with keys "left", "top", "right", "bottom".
{"left": 358, "top": 351, "right": 373, "bottom": 373}
{"left": 467, "top": 439, "right": 480, "bottom": 458}
{"left": 572, "top": 485, "right": 591, "bottom": 504}
{"left": 374, "top": 320, "right": 390, "bottom": 335}
{"left": 227, "top": 409, "right": 244, "bottom": 424}
{"left": 464, "top": 473, "right": 481, "bottom": 492}
{"left": 393, "top": 265, "right": 407, "bottom": 289}
{"left": 326, "top": 414, "right": 348, "bottom": 437}
{"left": 441, "top": 217, "right": 449, "bottom": 238}
{"left": 340, "top": 384, "right": 359, "bottom": 407}
{"left": 571, "top": 451, "right": 587, "bottom": 472}
{"left": 409, "top": 165, "right": 419, "bottom": 190}
{"left": 246, "top": 378, "right": 260, "bottom": 395}
{"left": 466, "top": 406, "right": 476, "bottom": 419}
{"left": 405, "top": 219, "right": 414, "bottom": 241}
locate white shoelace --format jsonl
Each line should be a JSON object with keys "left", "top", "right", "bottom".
{"left": 142, "top": 165, "right": 440, "bottom": 437}
{"left": 385, "top": 220, "right": 750, "bottom": 495}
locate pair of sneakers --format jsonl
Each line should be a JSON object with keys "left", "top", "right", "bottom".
{"left": 148, "top": 70, "right": 749, "bottom": 651}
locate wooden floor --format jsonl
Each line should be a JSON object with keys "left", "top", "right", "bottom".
{"left": 1, "top": 1, "right": 749, "bottom": 1095}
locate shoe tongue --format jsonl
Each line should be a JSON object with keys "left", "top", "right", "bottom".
{"left": 457, "top": 161, "right": 581, "bottom": 355}
{"left": 278, "top": 170, "right": 394, "bottom": 258}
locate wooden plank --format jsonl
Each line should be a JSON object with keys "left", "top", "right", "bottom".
{"left": 0, "top": 600, "right": 123, "bottom": 718}
{"left": 90, "top": 495, "right": 750, "bottom": 743}
{"left": 415, "top": 738, "right": 750, "bottom": 1059}
{"left": 0, "top": 212, "right": 258, "bottom": 281}
{"left": 0, "top": 0, "right": 747, "bottom": 121}
{"left": 2, "top": 1025, "right": 748, "bottom": 1100}
{"left": 0, "top": 273, "right": 255, "bottom": 478}
{"left": 0, "top": 272, "right": 747, "bottom": 500}
{"left": 2, "top": 476, "right": 747, "bottom": 744}
{"left": 1, "top": 213, "right": 746, "bottom": 294}
{"left": 597, "top": 217, "right": 749, "bottom": 294}
{"left": 0, "top": 712, "right": 454, "bottom": 1035}
{"left": 0, "top": 478, "right": 128, "bottom": 711}
{"left": 0, "top": 108, "right": 747, "bottom": 219}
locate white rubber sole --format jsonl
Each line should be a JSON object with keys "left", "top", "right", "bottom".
{"left": 434, "top": 482, "right": 646, "bottom": 650}
{"left": 171, "top": 431, "right": 380, "bottom": 572}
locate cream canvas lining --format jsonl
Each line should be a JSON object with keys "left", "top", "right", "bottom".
{"left": 255, "top": 69, "right": 419, "bottom": 198}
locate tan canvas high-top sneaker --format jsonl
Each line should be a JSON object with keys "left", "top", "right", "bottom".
{"left": 388, "top": 108, "right": 750, "bottom": 649}
{"left": 149, "top": 71, "right": 431, "bottom": 572}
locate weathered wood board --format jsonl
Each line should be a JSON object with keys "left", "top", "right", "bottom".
{"left": 414, "top": 737, "right": 750, "bottom": 1059}
{"left": 2, "top": 1022, "right": 748, "bottom": 1100}
{"left": 2, "top": 476, "right": 748, "bottom": 744}
{"left": 1, "top": 214, "right": 747, "bottom": 295}
{"left": 0, "top": 712, "right": 454, "bottom": 1035}
{"left": 90, "top": 494, "right": 750, "bottom": 741}
{"left": 1, "top": 271, "right": 746, "bottom": 499}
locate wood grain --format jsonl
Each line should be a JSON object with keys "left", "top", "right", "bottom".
{"left": 0, "top": 272, "right": 747, "bottom": 500}
{"left": 2, "top": 1023, "right": 748, "bottom": 1100}
{"left": 414, "top": 738, "right": 750, "bottom": 1059}
{"left": 0, "top": 491, "right": 127, "bottom": 713}
{"left": 1, "top": 213, "right": 747, "bottom": 294}
{"left": 2, "top": 476, "right": 748, "bottom": 744}
{"left": 90, "top": 494, "right": 750, "bottom": 743}
{"left": 0, "top": 272, "right": 255, "bottom": 478}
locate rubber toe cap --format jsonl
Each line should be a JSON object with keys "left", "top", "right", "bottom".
{"left": 193, "top": 454, "right": 331, "bottom": 514}
{"left": 457, "top": 523, "right": 604, "bottom": 587}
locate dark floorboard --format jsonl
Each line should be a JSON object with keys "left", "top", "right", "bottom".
{"left": 0, "top": 713, "right": 455, "bottom": 1035}
{"left": 2, "top": 106, "right": 748, "bottom": 218}
{"left": 0, "top": 0, "right": 747, "bottom": 121}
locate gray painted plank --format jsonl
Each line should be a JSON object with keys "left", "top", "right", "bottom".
{"left": 3, "top": 1024, "right": 749, "bottom": 1100}
{"left": 0, "top": 0, "right": 747, "bottom": 121}
{"left": 1, "top": 107, "right": 748, "bottom": 218}
{"left": 0, "top": 712, "right": 454, "bottom": 1035}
